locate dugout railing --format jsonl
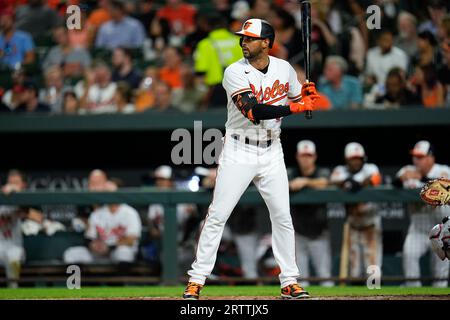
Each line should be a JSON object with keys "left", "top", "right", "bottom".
{"left": 0, "top": 108, "right": 449, "bottom": 132}
{"left": 0, "top": 187, "right": 423, "bottom": 285}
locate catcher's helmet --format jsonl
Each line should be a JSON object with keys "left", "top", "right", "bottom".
{"left": 235, "top": 18, "right": 275, "bottom": 49}
{"left": 429, "top": 218, "right": 450, "bottom": 261}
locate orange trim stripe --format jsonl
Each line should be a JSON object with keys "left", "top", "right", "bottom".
{"left": 265, "top": 94, "right": 288, "bottom": 105}
{"left": 231, "top": 88, "right": 252, "bottom": 98}
{"left": 247, "top": 109, "right": 255, "bottom": 122}
{"left": 288, "top": 93, "right": 302, "bottom": 100}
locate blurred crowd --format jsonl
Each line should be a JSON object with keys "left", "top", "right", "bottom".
{"left": 1, "top": 139, "right": 449, "bottom": 287}
{"left": 0, "top": 0, "right": 450, "bottom": 114}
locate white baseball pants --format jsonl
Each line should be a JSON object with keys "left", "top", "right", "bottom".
{"left": 295, "top": 232, "right": 334, "bottom": 287}
{"left": 0, "top": 242, "right": 25, "bottom": 282}
{"left": 349, "top": 225, "right": 383, "bottom": 278}
{"left": 188, "top": 135, "right": 300, "bottom": 287}
{"left": 63, "top": 245, "right": 137, "bottom": 264}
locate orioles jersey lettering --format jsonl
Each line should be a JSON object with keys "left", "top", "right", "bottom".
{"left": 250, "top": 80, "right": 290, "bottom": 104}
{"left": 223, "top": 56, "right": 302, "bottom": 141}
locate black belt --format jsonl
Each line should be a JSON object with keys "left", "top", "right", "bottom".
{"left": 349, "top": 224, "right": 376, "bottom": 231}
{"left": 231, "top": 134, "right": 272, "bottom": 148}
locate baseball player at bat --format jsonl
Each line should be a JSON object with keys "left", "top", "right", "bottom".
{"left": 183, "top": 18, "right": 319, "bottom": 300}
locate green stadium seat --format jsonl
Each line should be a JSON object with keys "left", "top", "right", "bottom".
{"left": 129, "top": 48, "right": 144, "bottom": 61}
{"left": 23, "top": 231, "right": 152, "bottom": 264}
{"left": 22, "top": 61, "right": 42, "bottom": 76}
{"left": 34, "top": 34, "right": 55, "bottom": 48}
{"left": 90, "top": 48, "right": 113, "bottom": 63}
{"left": 135, "top": 59, "right": 156, "bottom": 72}
{"left": 67, "top": 75, "right": 84, "bottom": 86}
{"left": 23, "top": 232, "right": 85, "bottom": 263}
{"left": 0, "top": 70, "right": 13, "bottom": 90}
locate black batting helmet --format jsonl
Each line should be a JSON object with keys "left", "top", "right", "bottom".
{"left": 235, "top": 18, "right": 275, "bottom": 49}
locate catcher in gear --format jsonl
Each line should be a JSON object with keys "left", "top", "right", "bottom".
{"left": 395, "top": 140, "right": 450, "bottom": 287}
{"left": 422, "top": 179, "right": 450, "bottom": 262}
{"left": 429, "top": 216, "right": 450, "bottom": 261}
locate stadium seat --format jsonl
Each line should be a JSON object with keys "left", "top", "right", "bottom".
{"left": 90, "top": 48, "right": 113, "bottom": 64}
{"left": 34, "top": 34, "right": 55, "bottom": 48}
{"left": 0, "top": 69, "right": 13, "bottom": 90}
{"left": 23, "top": 232, "right": 85, "bottom": 263}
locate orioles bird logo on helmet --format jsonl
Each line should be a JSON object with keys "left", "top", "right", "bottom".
{"left": 243, "top": 21, "right": 253, "bottom": 30}
{"left": 235, "top": 18, "right": 275, "bottom": 49}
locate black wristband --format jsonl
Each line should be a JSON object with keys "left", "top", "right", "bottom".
{"left": 252, "top": 104, "right": 292, "bottom": 121}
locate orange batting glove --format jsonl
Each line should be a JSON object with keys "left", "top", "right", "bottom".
{"left": 301, "top": 82, "right": 318, "bottom": 97}
{"left": 289, "top": 95, "right": 319, "bottom": 113}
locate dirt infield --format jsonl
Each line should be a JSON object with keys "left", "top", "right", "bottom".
{"left": 74, "top": 295, "right": 450, "bottom": 300}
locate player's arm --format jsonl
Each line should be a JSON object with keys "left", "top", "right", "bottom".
{"left": 361, "top": 174, "right": 382, "bottom": 187}
{"left": 358, "top": 165, "right": 383, "bottom": 187}
{"left": 289, "top": 177, "right": 328, "bottom": 191}
{"left": 117, "top": 235, "right": 138, "bottom": 246}
{"left": 119, "top": 212, "right": 141, "bottom": 246}
{"left": 328, "top": 167, "right": 347, "bottom": 188}
{"left": 392, "top": 166, "right": 420, "bottom": 187}
{"left": 231, "top": 90, "right": 318, "bottom": 124}
{"left": 305, "top": 177, "right": 329, "bottom": 189}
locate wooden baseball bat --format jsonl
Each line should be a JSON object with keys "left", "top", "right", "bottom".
{"left": 300, "top": 0, "right": 312, "bottom": 120}
{"left": 339, "top": 221, "right": 350, "bottom": 286}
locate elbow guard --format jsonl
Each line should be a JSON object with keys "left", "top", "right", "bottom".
{"left": 232, "top": 91, "right": 260, "bottom": 124}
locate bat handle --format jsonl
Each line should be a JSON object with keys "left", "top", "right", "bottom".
{"left": 304, "top": 79, "right": 313, "bottom": 120}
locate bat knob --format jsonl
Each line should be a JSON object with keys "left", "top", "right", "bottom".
{"left": 305, "top": 110, "right": 312, "bottom": 120}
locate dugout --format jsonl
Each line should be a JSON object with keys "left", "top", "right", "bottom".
{"left": 0, "top": 107, "right": 449, "bottom": 286}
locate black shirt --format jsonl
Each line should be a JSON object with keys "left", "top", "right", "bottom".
{"left": 133, "top": 11, "right": 156, "bottom": 37}
{"left": 112, "top": 69, "right": 142, "bottom": 89}
{"left": 438, "top": 64, "right": 450, "bottom": 86}
{"left": 291, "top": 166, "right": 330, "bottom": 239}
{"left": 375, "top": 89, "right": 422, "bottom": 107}
{"left": 0, "top": 101, "right": 11, "bottom": 112}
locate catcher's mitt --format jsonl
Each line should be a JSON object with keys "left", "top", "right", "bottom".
{"left": 420, "top": 178, "right": 450, "bottom": 206}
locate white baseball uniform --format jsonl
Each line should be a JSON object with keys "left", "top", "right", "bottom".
{"left": 63, "top": 204, "right": 142, "bottom": 264}
{"left": 187, "top": 55, "right": 303, "bottom": 288}
{"left": 330, "top": 163, "right": 383, "bottom": 277}
{"left": 397, "top": 163, "right": 450, "bottom": 287}
{"left": 0, "top": 206, "right": 25, "bottom": 283}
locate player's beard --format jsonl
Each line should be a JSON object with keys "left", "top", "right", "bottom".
{"left": 243, "top": 46, "right": 264, "bottom": 61}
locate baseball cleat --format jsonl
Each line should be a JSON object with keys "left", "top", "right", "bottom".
{"left": 183, "top": 282, "right": 203, "bottom": 300}
{"left": 281, "top": 283, "right": 310, "bottom": 299}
